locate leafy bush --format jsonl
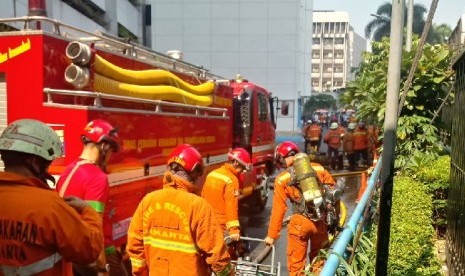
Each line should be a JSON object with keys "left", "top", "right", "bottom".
{"left": 387, "top": 176, "right": 441, "bottom": 275}
{"left": 413, "top": 155, "right": 450, "bottom": 237}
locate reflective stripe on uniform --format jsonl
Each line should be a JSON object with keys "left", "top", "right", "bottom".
{"left": 215, "top": 263, "right": 233, "bottom": 276}
{"left": 104, "top": 245, "right": 116, "bottom": 255}
{"left": 209, "top": 171, "right": 232, "bottom": 186}
{"left": 86, "top": 200, "right": 105, "bottom": 213}
{"left": 226, "top": 220, "right": 240, "bottom": 229}
{"left": 143, "top": 236, "right": 197, "bottom": 254}
{"left": 1, "top": 253, "right": 61, "bottom": 276}
{"left": 130, "top": 257, "right": 146, "bottom": 268}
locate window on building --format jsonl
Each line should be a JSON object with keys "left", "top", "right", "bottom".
{"left": 313, "top": 38, "right": 321, "bottom": 44}
{"left": 312, "top": 52, "right": 320, "bottom": 58}
{"left": 314, "top": 23, "right": 322, "bottom": 34}
{"left": 62, "top": 0, "right": 107, "bottom": 27}
{"left": 118, "top": 23, "right": 139, "bottom": 43}
{"left": 341, "top": 23, "right": 347, "bottom": 32}
{"left": 312, "top": 67, "right": 320, "bottom": 73}
{"left": 323, "top": 38, "right": 333, "bottom": 45}
{"left": 323, "top": 52, "right": 333, "bottom": 58}
{"left": 335, "top": 38, "right": 344, "bottom": 44}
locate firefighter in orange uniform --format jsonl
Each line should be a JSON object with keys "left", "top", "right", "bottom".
{"left": 0, "top": 119, "right": 103, "bottom": 276}
{"left": 202, "top": 148, "right": 252, "bottom": 240}
{"left": 353, "top": 122, "right": 369, "bottom": 167}
{"left": 304, "top": 120, "right": 322, "bottom": 153}
{"left": 126, "top": 144, "right": 233, "bottom": 276}
{"left": 323, "top": 122, "right": 343, "bottom": 170}
{"left": 264, "top": 141, "right": 336, "bottom": 275}
{"left": 343, "top": 123, "right": 356, "bottom": 171}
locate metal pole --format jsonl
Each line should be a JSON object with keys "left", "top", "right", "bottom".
{"left": 406, "top": 0, "right": 413, "bottom": 52}
{"left": 375, "top": 0, "right": 404, "bottom": 275}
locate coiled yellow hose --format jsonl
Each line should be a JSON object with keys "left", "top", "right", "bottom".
{"left": 93, "top": 74, "right": 213, "bottom": 106}
{"left": 94, "top": 55, "right": 215, "bottom": 96}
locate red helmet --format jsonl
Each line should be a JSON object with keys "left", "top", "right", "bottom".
{"left": 167, "top": 144, "right": 204, "bottom": 173}
{"left": 275, "top": 141, "right": 300, "bottom": 160}
{"left": 228, "top": 148, "right": 252, "bottom": 170}
{"left": 81, "top": 119, "right": 120, "bottom": 152}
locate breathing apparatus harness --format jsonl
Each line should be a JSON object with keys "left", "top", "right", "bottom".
{"left": 287, "top": 153, "right": 343, "bottom": 228}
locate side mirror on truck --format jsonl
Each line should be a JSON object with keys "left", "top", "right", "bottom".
{"left": 281, "top": 101, "right": 289, "bottom": 116}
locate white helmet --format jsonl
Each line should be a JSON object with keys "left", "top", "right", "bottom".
{"left": 330, "top": 122, "right": 339, "bottom": 129}
{"left": 307, "top": 120, "right": 312, "bottom": 124}
{"left": 0, "top": 119, "right": 62, "bottom": 161}
{"left": 348, "top": 123, "right": 356, "bottom": 130}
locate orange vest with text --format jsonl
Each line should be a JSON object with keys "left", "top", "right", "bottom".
{"left": 126, "top": 172, "right": 231, "bottom": 276}
{"left": 0, "top": 172, "right": 103, "bottom": 276}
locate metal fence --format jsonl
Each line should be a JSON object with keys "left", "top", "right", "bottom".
{"left": 320, "top": 160, "right": 382, "bottom": 275}
{"left": 447, "top": 48, "right": 465, "bottom": 276}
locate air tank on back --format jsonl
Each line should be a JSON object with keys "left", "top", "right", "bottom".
{"left": 293, "top": 152, "right": 324, "bottom": 219}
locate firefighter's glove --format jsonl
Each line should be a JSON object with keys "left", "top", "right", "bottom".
{"left": 229, "top": 233, "right": 240, "bottom": 242}
{"left": 64, "top": 196, "right": 89, "bottom": 213}
{"left": 264, "top": 236, "right": 275, "bottom": 246}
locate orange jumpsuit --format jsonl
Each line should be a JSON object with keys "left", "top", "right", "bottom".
{"left": 126, "top": 171, "right": 232, "bottom": 276}
{"left": 0, "top": 172, "right": 103, "bottom": 276}
{"left": 201, "top": 163, "right": 240, "bottom": 236}
{"left": 267, "top": 163, "right": 335, "bottom": 276}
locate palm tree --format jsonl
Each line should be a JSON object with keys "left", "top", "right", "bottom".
{"left": 365, "top": 2, "right": 427, "bottom": 42}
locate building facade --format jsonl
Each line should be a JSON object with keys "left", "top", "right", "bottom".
{"left": 149, "top": 0, "right": 314, "bottom": 132}
{"left": 1, "top": 0, "right": 145, "bottom": 45}
{"left": 311, "top": 11, "right": 366, "bottom": 93}
{"left": 449, "top": 14, "right": 465, "bottom": 62}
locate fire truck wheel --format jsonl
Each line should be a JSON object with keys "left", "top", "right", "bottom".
{"left": 254, "top": 175, "right": 271, "bottom": 212}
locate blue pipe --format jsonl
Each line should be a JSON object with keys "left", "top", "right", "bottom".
{"left": 320, "top": 158, "right": 383, "bottom": 276}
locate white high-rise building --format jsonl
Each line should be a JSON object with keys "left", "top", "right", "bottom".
{"left": 149, "top": 0, "right": 314, "bottom": 132}
{"left": 312, "top": 11, "right": 366, "bottom": 93}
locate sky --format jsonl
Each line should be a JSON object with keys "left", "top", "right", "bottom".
{"left": 313, "top": 0, "right": 465, "bottom": 40}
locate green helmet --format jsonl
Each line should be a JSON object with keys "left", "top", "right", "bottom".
{"left": 0, "top": 119, "right": 62, "bottom": 161}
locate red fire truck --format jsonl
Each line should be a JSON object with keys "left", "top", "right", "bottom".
{"left": 0, "top": 16, "right": 277, "bottom": 246}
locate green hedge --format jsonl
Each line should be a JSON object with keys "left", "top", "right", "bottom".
{"left": 387, "top": 176, "right": 441, "bottom": 275}
{"left": 413, "top": 155, "right": 450, "bottom": 237}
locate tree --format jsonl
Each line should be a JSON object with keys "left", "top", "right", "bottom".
{"left": 302, "top": 94, "right": 336, "bottom": 119}
{"left": 340, "top": 38, "right": 454, "bottom": 168}
{"left": 365, "top": 2, "right": 428, "bottom": 42}
{"left": 431, "top": 23, "right": 452, "bottom": 44}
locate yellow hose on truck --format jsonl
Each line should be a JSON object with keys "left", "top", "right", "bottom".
{"left": 93, "top": 73, "right": 213, "bottom": 106}
{"left": 94, "top": 55, "right": 215, "bottom": 96}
